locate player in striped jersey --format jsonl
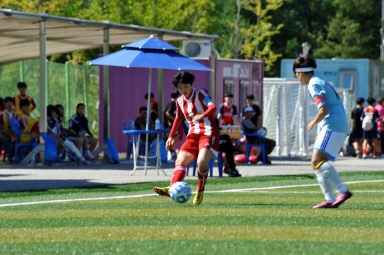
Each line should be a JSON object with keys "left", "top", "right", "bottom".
{"left": 293, "top": 56, "right": 352, "bottom": 208}
{"left": 154, "top": 72, "right": 219, "bottom": 205}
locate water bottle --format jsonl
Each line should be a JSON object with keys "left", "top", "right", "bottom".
{"left": 155, "top": 118, "right": 161, "bottom": 130}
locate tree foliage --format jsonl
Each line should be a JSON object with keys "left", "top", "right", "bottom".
{"left": 0, "top": 0, "right": 381, "bottom": 76}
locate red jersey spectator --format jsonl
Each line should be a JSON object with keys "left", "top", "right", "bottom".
{"left": 217, "top": 93, "right": 239, "bottom": 126}
{"left": 14, "top": 82, "right": 36, "bottom": 114}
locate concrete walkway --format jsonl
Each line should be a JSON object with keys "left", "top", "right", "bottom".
{"left": 0, "top": 157, "right": 383, "bottom": 192}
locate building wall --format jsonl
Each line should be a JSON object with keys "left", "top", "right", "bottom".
{"left": 99, "top": 59, "right": 264, "bottom": 152}
{"left": 281, "top": 58, "right": 371, "bottom": 100}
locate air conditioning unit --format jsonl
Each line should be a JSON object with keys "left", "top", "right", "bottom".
{"left": 182, "top": 40, "right": 211, "bottom": 58}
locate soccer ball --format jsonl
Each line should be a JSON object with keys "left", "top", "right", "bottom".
{"left": 169, "top": 182, "right": 192, "bottom": 204}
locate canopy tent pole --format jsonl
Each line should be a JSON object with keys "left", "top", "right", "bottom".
{"left": 65, "top": 62, "right": 70, "bottom": 121}
{"left": 210, "top": 39, "right": 217, "bottom": 101}
{"left": 103, "top": 27, "right": 110, "bottom": 139}
{"left": 39, "top": 21, "right": 47, "bottom": 134}
{"left": 157, "top": 34, "right": 164, "bottom": 123}
{"left": 144, "top": 68, "right": 152, "bottom": 175}
{"left": 19, "top": 61, "right": 25, "bottom": 82}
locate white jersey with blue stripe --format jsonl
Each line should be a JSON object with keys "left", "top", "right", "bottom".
{"left": 307, "top": 76, "right": 349, "bottom": 134}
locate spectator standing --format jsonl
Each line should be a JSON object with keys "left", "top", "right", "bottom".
{"left": 361, "top": 97, "right": 381, "bottom": 159}
{"left": 375, "top": 96, "right": 384, "bottom": 154}
{"left": 163, "top": 90, "right": 180, "bottom": 130}
{"left": 350, "top": 97, "right": 365, "bottom": 158}
{"left": 241, "top": 107, "right": 275, "bottom": 164}
{"left": 242, "top": 94, "right": 262, "bottom": 128}
{"left": 69, "top": 103, "right": 97, "bottom": 160}
{"left": 14, "top": 82, "right": 36, "bottom": 114}
{"left": 217, "top": 93, "right": 239, "bottom": 126}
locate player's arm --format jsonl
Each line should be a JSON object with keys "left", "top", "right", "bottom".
{"left": 217, "top": 104, "right": 223, "bottom": 120}
{"left": 166, "top": 103, "right": 184, "bottom": 151}
{"left": 375, "top": 111, "right": 383, "bottom": 132}
{"left": 308, "top": 105, "right": 328, "bottom": 132}
{"left": 307, "top": 84, "right": 327, "bottom": 132}
{"left": 193, "top": 91, "right": 216, "bottom": 121}
{"left": 31, "top": 98, "right": 37, "bottom": 111}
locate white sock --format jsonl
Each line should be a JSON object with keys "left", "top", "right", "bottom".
{"left": 315, "top": 167, "right": 335, "bottom": 203}
{"left": 319, "top": 162, "right": 348, "bottom": 194}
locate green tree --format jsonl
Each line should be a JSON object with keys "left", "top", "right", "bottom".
{"left": 315, "top": 0, "right": 381, "bottom": 59}
{"left": 240, "top": 0, "right": 283, "bottom": 72}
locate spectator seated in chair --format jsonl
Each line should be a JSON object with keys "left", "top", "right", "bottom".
{"left": 0, "top": 97, "right": 16, "bottom": 160}
{"left": 241, "top": 106, "right": 275, "bottom": 164}
{"left": 68, "top": 103, "right": 97, "bottom": 160}
{"left": 47, "top": 105, "right": 65, "bottom": 160}
{"left": 17, "top": 99, "right": 39, "bottom": 143}
{"left": 219, "top": 134, "right": 241, "bottom": 177}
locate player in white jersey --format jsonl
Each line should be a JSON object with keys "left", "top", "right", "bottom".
{"left": 293, "top": 56, "right": 352, "bottom": 208}
{"left": 154, "top": 72, "right": 219, "bottom": 205}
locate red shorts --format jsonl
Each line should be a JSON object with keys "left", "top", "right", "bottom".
{"left": 180, "top": 133, "right": 219, "bottom": 159}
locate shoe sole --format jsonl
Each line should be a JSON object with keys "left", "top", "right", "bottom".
{"left": 153, "top": 187, "right": 170, "bottom": 197}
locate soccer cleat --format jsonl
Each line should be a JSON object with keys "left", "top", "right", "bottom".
{"left": 193, "top": 191, "right": 204, "bottom": 205}
{"left": 313, "top": 201, "right": 333, "bottom": 208}
{"left": 330, "top": 191, "right": 352, "bottom": 208}
{"left": 153, "top": 186, "right": 170, "bottom": 197}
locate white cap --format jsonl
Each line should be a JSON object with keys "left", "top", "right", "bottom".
{"left": 244, "top": 106, "right": 254, "bottom": 112}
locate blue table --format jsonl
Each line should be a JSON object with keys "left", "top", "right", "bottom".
{"left": 123, "top": 129, "right": 169, "bottom": 176}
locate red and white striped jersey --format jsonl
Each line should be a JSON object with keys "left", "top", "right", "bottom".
{"left": 176, "top": 88, "right": 218, "bottom": 136}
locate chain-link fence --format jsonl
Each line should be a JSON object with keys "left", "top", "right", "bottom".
{"left": 0, "top": 59, "right": 99, "bottom": 135}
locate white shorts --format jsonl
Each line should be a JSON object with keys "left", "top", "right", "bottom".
{"left": 313, "top": 129, "right": 346, "bottom": 161}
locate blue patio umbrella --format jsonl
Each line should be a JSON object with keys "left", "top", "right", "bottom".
{"left": 88, "top": 36, "right": 211, "bottom": 172}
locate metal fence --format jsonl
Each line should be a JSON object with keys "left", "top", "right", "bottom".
{"left": 263, "top": 78, "right": 317, "bottom": 157}
{"left": 263, "top": 78, "right": 354, "bottom": 157}
{"left": 0, "top": 59, "right": 99, "bottom": 134}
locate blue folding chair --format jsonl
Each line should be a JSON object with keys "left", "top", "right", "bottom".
{"left": 186, "top": 152, "right": 223, "bottom": 177}
{"left": 240, "top": 122, "right": 266, "bottom": 164}
{"left": 10, "top": 118, "right": 38, "bottom": 163}
{"left": 130, "top": 120, "right": 146, "bottom": 156}
{"left": 122, "top": 120, "right": 133, "bottom": 159}
{"left": 41, "top": 132, "right": 57, "bottom": 163}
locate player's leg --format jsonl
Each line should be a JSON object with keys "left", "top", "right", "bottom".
{"left": 193, "top": 134, "right": 219, "bottom": 205}
{"left": 312, "top": 130, "right": 352, "bottom": 208}
{"left": 311, "top": 150, "right": 334, "bottom": 208}
{"left": 154, "top": 136, "right": 196, "bottom": 197}
{"left": 193, "top": 148, "right": 214, "bottom": 205}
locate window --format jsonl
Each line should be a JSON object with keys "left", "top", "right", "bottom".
{"left": 338, "top": 70, "right": 356, "bottom": 91}
{"left": 224, "top": 79, "right": 234, "bottom": 96}
{"left": 239, "top": 80, "right": 250, "bottom": 113}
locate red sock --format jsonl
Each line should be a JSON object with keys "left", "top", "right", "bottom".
{"left": 373, "top": 150, "right": 377, "bottom": 156}
{"left": 197, "top": 170, "right": 208, "bottom": 192}
{"left": 363, "top": 149, "right": 368, "bottom": 156}
{"left": 170, "top": 165, "right": 186, "bottom": 186}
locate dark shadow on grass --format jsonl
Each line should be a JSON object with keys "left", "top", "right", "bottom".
{"left": 0, "top": 179, "right": 107, "bottom": 192}
{"left": 208, "top": 202, "right": 305, "bottom": 207}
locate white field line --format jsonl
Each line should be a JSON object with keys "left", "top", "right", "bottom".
{"left": 0, "top": 179, "right": 383, "bottom": 208}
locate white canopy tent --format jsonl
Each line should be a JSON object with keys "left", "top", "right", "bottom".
{"left": 0, "top": 9, "right": 218, "bottom": 137}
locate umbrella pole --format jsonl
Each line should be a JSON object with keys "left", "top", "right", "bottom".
{"left": 144, "top": 68, "right": 152, "bottom": 175}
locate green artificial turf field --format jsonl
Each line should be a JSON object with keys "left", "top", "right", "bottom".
{"left": 0, "top": 171, "right": 383, "bottom": 255}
